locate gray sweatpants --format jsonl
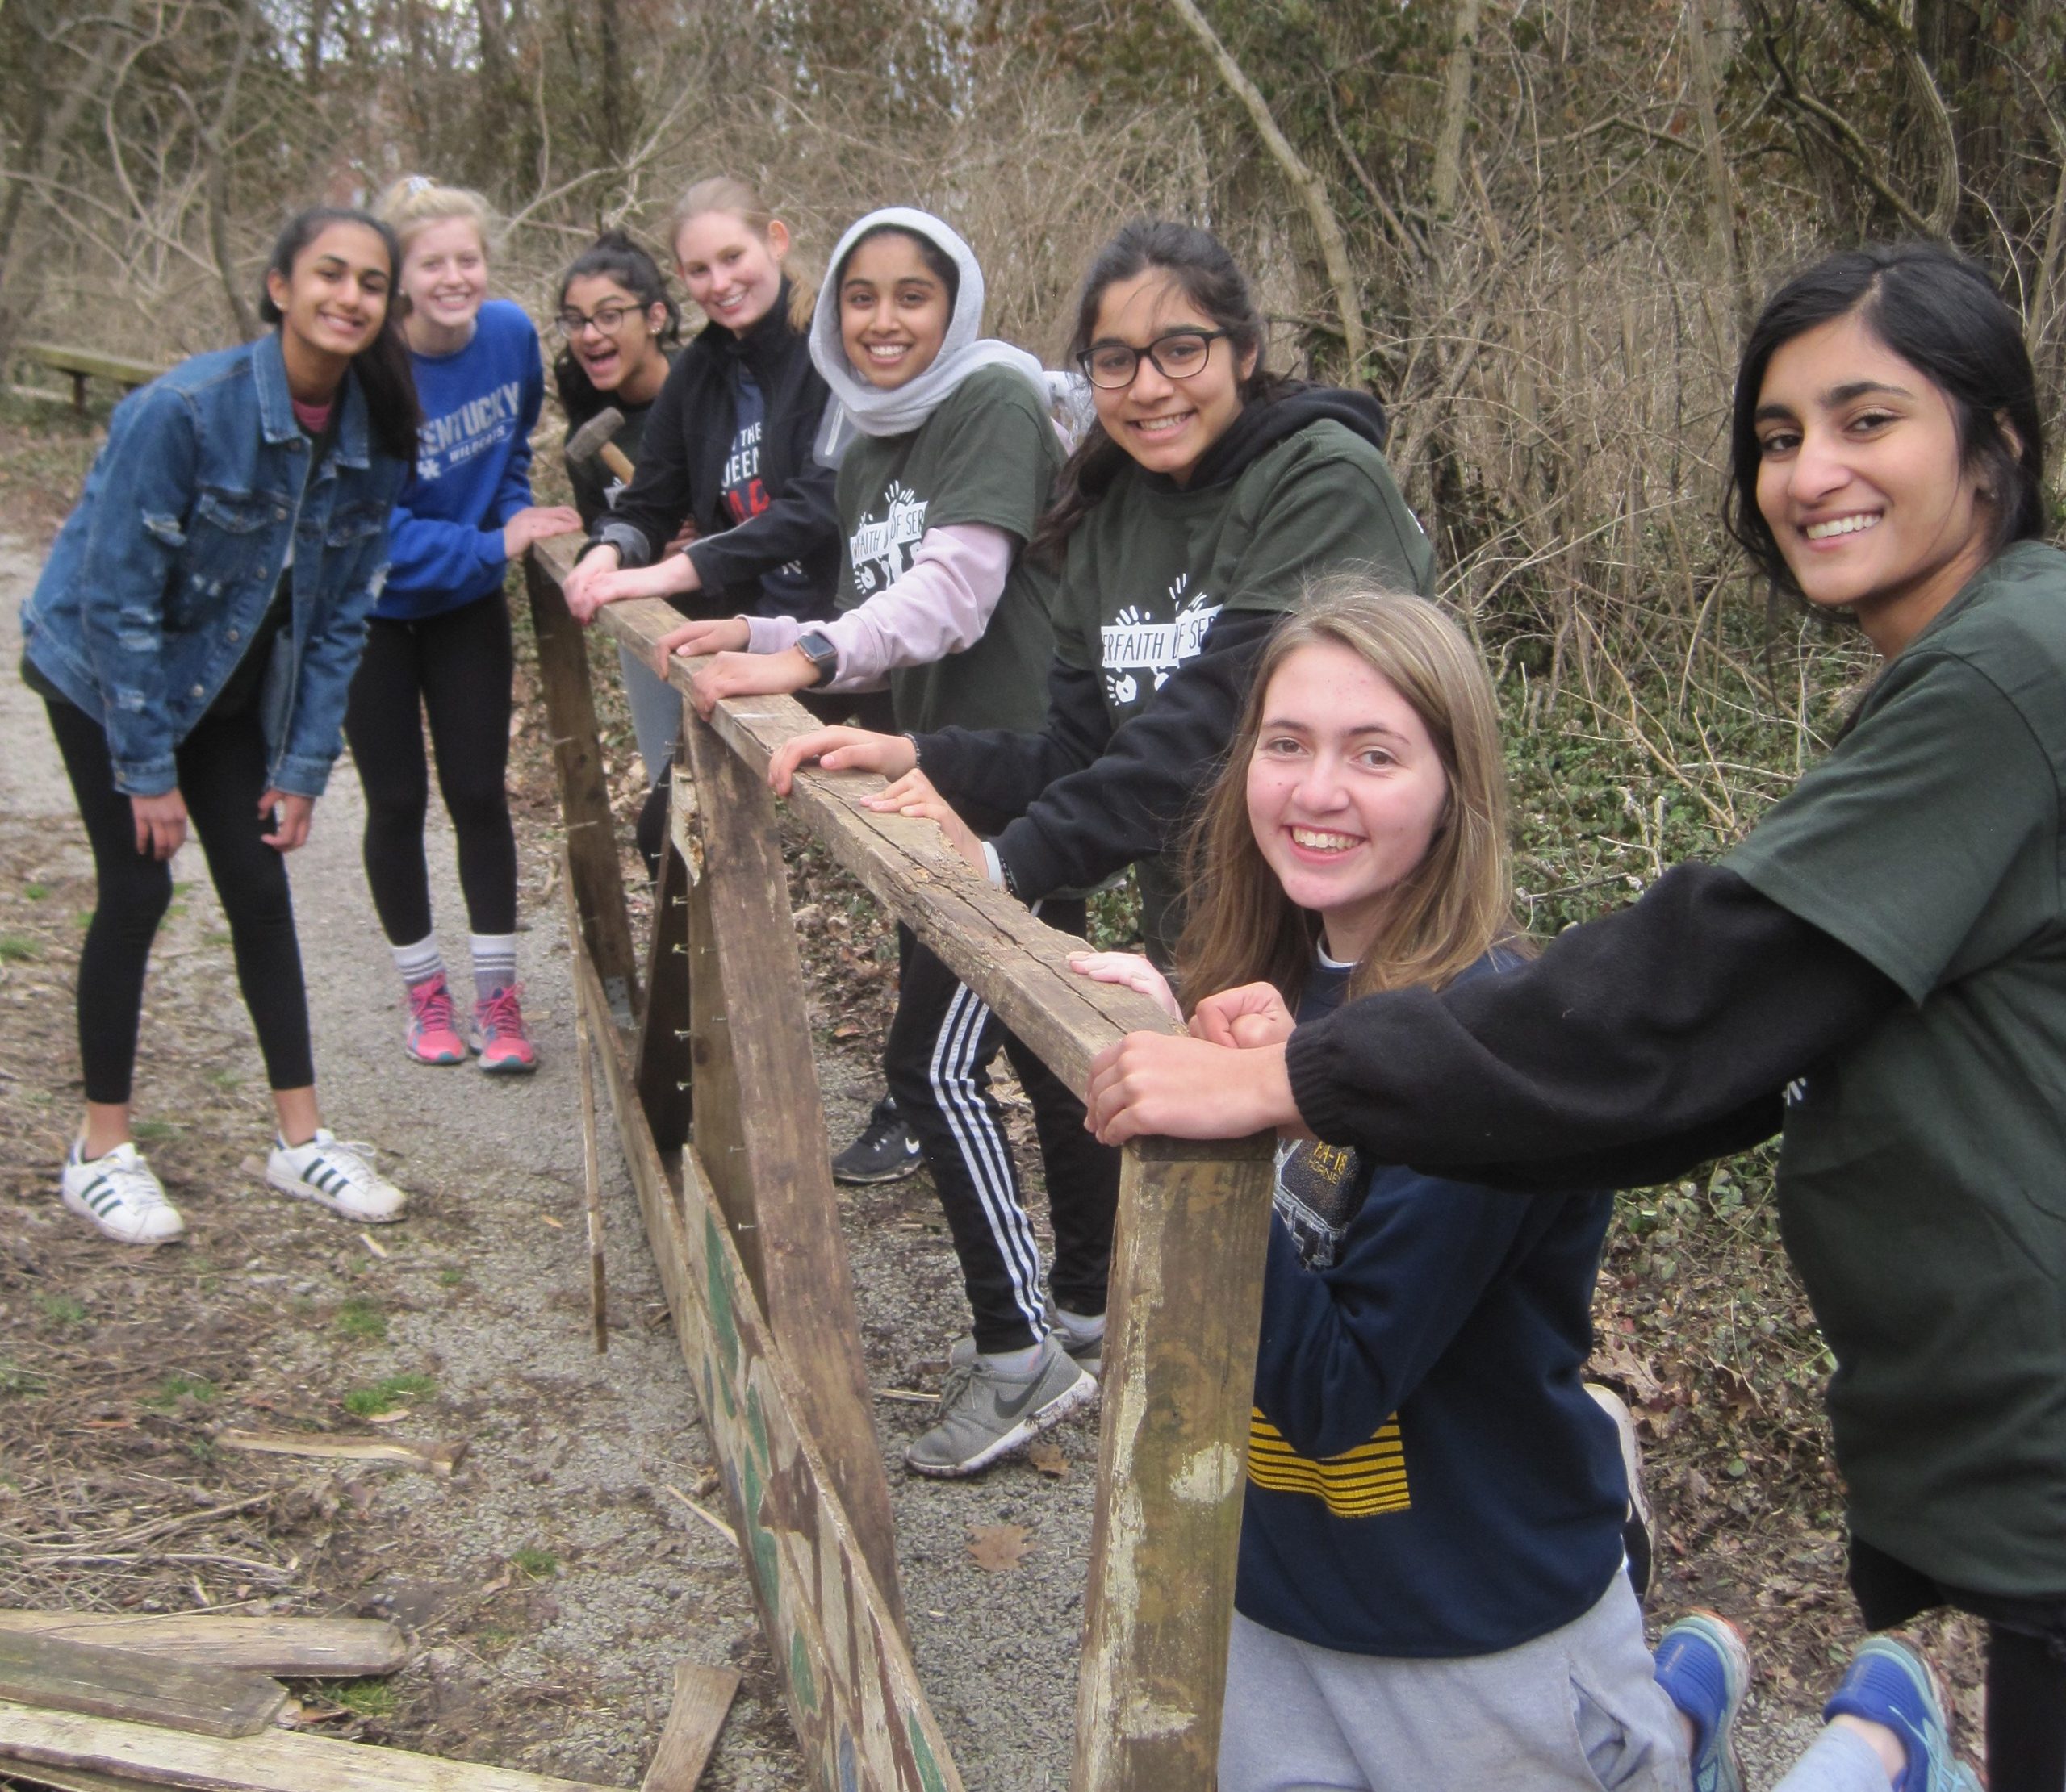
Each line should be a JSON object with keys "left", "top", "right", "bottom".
{"left": 617, "top": 642, "right": 681, "bottom": 785}
{"left": 1218, "top": 1573, "right": 1691, "bottom": 1792}
{"left": 1772, "top": 1724, "right": 1889, "bottom": 1792}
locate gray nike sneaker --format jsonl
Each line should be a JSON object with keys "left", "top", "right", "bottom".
{"left": 904, "top": 1335, "right": 1097, "bottom": 1477}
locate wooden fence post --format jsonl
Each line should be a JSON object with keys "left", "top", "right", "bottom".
{"left": 1074, "top": 1134, "right": 1277, "bottom": 1792}
{"left": 522, "top": 552, "right": 639, "bottom": 1020}
{"left": 679, "top": 707, "right": 905, "bottom": 1635}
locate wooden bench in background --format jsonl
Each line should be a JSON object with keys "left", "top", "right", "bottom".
{"left": 12, "top": 341, "right": 164, "bottom": 414}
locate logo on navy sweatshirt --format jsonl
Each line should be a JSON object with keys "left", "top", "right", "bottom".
{"left": 416, "top": 380, "right": 522, "bottom": 482}
{"left": 1101, "top": 574, "right": 1222, "bottom": 708}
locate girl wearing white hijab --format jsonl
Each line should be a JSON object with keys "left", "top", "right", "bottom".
{"left": 655, "top": 209, "right": 1113, "bottom": 1477}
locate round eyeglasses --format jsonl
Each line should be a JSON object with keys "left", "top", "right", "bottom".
{"left": 555, "top": 304, "right": 639, "bottom": 338}
{"left": 1077, "top": 328, "right": 1234, "bottom": 390}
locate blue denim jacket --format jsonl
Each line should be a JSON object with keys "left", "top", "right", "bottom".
{"left": 20, "top": 332, "right": 404, "bottom": 798}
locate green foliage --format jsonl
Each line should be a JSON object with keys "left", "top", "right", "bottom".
{"left": 343, "top": 1372, "right": 435, "bottom": 1417}
{"left": 319, "top": 1678, "right": 398, "bottom": 1718}
{"left": 508, "top": 1545, "right": 559, "bottom": 1578}
{"left": 334, "top": 1297, "right": 387, "bottom": 1342}
{"left": 149, "top": 1373, "right": 217, "bottom": 1408}
{"left": 0, "top": 937, "right": 40, "bottom": 963}
{"left": 36, "top": 1292, "right": 87, "bottom": 1326}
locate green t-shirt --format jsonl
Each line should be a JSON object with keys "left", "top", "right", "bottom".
{"left": 833, "top": 364, "right": 1060, "bottom": 737}
{"left": 1055, "top": 417, "right": 1433, "bottom": 942}
{"left": 1725, "top": 539, "right": 2066, "bottom": 1594}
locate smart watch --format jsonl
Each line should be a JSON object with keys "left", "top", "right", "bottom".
{"left": 796, "top": 630, "right": 839, "bottom": 686}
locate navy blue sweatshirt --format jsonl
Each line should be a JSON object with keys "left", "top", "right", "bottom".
{"left": 1239, "top": 954, "right": 1630, "bottom": 1657}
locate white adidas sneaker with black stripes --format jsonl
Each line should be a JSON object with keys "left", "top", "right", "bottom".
{"left": 61, "top": 1140, "right": 186, "bottom": 1243}
{"left": 266, "top": 1130, "right": 406, "bottom": 1223}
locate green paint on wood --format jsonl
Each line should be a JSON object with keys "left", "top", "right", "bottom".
{"left": 788, "top": 1631, "right": 819, "bottom": 1716}
{"left": 741, "top": 1455, "right": 780, "bottom": 1606}
{"left": 909, "top": 1710, "right": 948, "bottom": 1792}
{"left": 704, "top": 1212, "right": 741, "bottom": 1381}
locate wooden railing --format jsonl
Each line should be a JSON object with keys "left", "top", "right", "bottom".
{"left": 525, "top": 535, "right": 1275, "bottom": 1791}
{"left": 12, "top": 342, "right": 163, "bottom": 412}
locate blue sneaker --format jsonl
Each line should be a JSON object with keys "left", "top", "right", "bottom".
{"left": 1654, "top": 1611, "right": 1750, "bottom": 1792}
{"left": 1822, "top": 1635, "right": 1979, "bottom": 1792}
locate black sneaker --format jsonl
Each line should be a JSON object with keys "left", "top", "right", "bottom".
{"left": 831, "top": 1095, "right": 923, "bottom": 1184}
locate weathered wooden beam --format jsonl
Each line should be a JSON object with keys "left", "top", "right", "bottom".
{"left": 564, "top": 581, "right": 1181, "bottom": 1101}
{"left": 0, "top": 1615, "right": 404, "bottom": 1679}
{"left": 0, "top": 1702, "right": 625, "bottom": 1791}
{"left": 676, "top": 710, "right": 904, "bottom": 1637}
{"left": 523, "top": 547, "right": 640, "bottom": 1018}
{"left": 1073, "top": 1132, "right": 1277, "bottom": 1792}
{"left": 636, "top": 1663, "right": 738, "bottom": 1791}
{"left": 0, "top": 1635, "right": 285, "bottom": 1740}
{"left": 567, "top": 940, "right": 961, "bottom": 1791}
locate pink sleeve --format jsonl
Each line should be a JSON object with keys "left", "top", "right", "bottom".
{"left": 743, "top": 614, "right": 805, "bottom": 655}
{"left": 821, "top": 523, "right": 1014, "bottom": 690}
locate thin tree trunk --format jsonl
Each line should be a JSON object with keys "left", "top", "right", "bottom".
{"left": 1163, "top": 0, "right": 1368, "bottom": 379}
{"left": 1682, "top": 0, "right": 1746, "bottom": 324}
{"left": 1431, "top": 0, "right": 1483, "bottom": 219}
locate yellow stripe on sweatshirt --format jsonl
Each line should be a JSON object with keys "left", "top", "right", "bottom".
{"left": 1247, "top": 1408, "right": 1410, "bottom": 1518}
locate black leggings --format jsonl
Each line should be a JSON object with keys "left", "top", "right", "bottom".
{"left": 45, "top": 695, "right": 313, "bottom": 1105}
{"left": 343, "top": 594, "right": 516, "bottom": 942}
{"left": 1850, "top": 1532, "right": 2066, "bottom": 1790}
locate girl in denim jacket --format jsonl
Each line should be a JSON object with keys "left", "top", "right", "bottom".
{"left": 19, "top": 207, "right": 421, "bottom": 1244}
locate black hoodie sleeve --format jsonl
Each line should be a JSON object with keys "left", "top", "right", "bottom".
{"left": 683, "top": 366, "right": 840, "bottom": 598}
{"left": 592, "top": 355, "right": 700, "bottom": 568}
{"left": 1284, "top": 863, "right": 1901, "bottom": 1191}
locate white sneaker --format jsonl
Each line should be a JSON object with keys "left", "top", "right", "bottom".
{"left": 266, "top": 1130, "right": 406, "bottom": 1222}
{"left": 61, "top": 1141, "right": 186, "bottom": 1243}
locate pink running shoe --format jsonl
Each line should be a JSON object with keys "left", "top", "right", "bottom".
{"left": 404, "top": 972, "right": 467, "bottom": 1065}
{"left": 471, "top": 984, "right": 538, "bottom": 1075}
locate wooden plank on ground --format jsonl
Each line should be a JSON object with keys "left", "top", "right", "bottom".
{"left": 0, "top": 1615, "right": 404, "bottom": 1678}
{"left": 0, "top": 1702, "right": 626, "bottom": 1791}
{"left": 523, "top": 546, "right": 640, "bottom": 1017}
{"left": 575, "top": 589, "right": 1182, "bottom": 1101}
{"left": 0, "top": 1634, "right": 286, "bottom": 1739}
{"left": 0, "top": 1761, "right": 136, "bottom": 1791}
{"left": 567, "top": 941, "right": 963, "bottom": 1792}
{"left": 677, "top": 712, "right": 904, "bottom": 1635}
{"left": 636, "top": 1663, "right": 738, "bottom": 1792}
{"left": 1072, "top": 1134, "right": 1277, "bottom": 1792}
{"left": 216, "top": 1431, "right": 464, "bottom": 1477}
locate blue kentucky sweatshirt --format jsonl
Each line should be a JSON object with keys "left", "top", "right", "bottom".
{"left": 377, "top": 299, "right": 543, "bottom": 620}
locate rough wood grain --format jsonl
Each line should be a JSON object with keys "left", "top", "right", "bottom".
{"left": 567, "top": 941, "right": 962, "bottom": 1791}
{"left": 1073, "top": 1134, "right": 1278, "bottom": 1792}
{"left": 0, "top": 1615, "right": 404, "bottom": 1678}
{"left": 635, "top": 1664, "right": 738, "bottom": 1791}
{"left": 0, "top": 1701, "right": 625, "bottom": 1790}
{"left": 523, "top": 547, "right": 639, "bottom": 1017}
{"left": 0, "top": 1761, "right": 138, "bottom": 1791}
{"left": 677, "top": 712, "right": 904, "bottom": 1635}
{"left": 0, "top": 1634, "right": 286, "bottom": 1740}
{"left": 569, "top": 856, "right": 610, "bottom": 1357}
{"left": 583, "top": 596, "right": 1183, "bottom": 1099}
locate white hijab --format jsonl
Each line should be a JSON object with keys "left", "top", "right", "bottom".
{"left": 810, "top": 207, "right": 1055, "bottom": 461}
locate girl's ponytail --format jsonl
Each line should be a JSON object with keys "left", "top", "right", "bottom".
{"left": 258, "top": 206, "right": 422, "bottom": 465}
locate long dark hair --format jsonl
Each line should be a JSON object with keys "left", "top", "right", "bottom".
{"left": 1726, "top": 242, "right": 2047, "bottom": 591}
{"left": 258, "top": 207, "right": 420, "bottom": 463}
{"left": 1032, "top": 219, "right": 1292, "bottom": 559}
{"left": 552, "top": 229, "right": 682, "bottom": 425}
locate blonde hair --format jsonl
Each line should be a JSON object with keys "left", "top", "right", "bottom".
{"left": 670, "top": 175, "right": 813, "bottom": 332}
{"left": 1175, "top": 577, "right": 1528, "bottom": 1013}
{"left": 374, "top": 175, "right": 498, "bottom": 258}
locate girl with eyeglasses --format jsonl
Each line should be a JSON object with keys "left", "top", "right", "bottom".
{"left": 553, "top": 230, "right": 681, "bottom": 529}
{"left": 767, "top": 219, "right": 1432, "bottom": 1477}
{"left": 341, "top": 177, "right": 579, "bottom": 1075}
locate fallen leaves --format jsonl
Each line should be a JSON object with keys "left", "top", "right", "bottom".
{"left": 1026, "top": 1440, "right": 1069, "bottom": 1480}
{"left": 966, "top": 1523, "right": 1035, "bottom": 1573}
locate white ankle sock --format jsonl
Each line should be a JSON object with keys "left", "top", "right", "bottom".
{"left": 469, "top": 933, "right": 517, "bottom": 1003}
{"left": 1052, "top": 1305, "right": 1106, "bottom": 1345}
{"left": 392, "top": 934, "right": 444, "bottom": 987}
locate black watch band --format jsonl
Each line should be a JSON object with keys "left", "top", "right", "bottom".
{"left": 796, "top": 630, "right": 839, "bottom": 686}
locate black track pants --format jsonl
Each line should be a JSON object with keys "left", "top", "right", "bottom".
{"left": 45, "top": 695, "right": 314, "bottom": 1104}
{"left": 344, "top": 593, "right": 516, "bottom": 942}
{"left": 882, "top": 909, "right": 1121, "bottom": 1353}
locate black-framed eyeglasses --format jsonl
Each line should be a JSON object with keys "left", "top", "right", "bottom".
{"left": 555, "top": 303, "right": 638, "bottom": 337}
{"left": 1077, "top": 328, "right": 1233, "bottom": 390}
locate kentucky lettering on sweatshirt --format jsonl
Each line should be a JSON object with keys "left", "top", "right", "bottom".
{"left": 378, "top": 299, "right": 544, "bottom": 620}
